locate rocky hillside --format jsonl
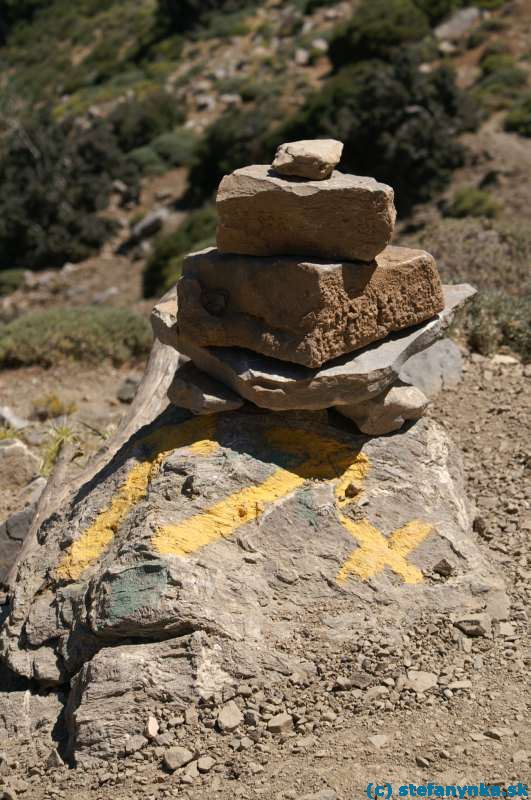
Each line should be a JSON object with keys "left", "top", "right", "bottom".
{"left": 0, "top": 0, "right": 529, "bottom": 354}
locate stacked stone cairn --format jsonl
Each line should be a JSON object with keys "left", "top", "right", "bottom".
{"left": 154, "top": 139, "right": 475, "bottom": 435}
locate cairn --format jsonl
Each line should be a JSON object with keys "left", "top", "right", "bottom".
{"left": 154, "top": 139, "right": 475, "bottom": 435}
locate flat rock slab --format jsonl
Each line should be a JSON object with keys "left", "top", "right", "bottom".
{"left": 0, "top": 409, "right": 505, "bottom": 763}
{"left": 177, "top": 284, "right": 475, "bottom": 411}
{"left": 336, "top": 383, "right": 428, "bottom": 435}
{"left": 216, "top": 165, "right": 396, "bottom": 262}
{"left": 177, "top": 245, "right": 444, "bottom": 368}
{"left": 272, "top": 139, "right": 343, "bottom": 180}
{"left": 167, "top": 360, "right": 244, "bottom": 414}
{"left": 400, "top": 338, "right": 464, "bottom": 398}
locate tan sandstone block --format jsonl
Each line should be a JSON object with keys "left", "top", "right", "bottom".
{"left": 216, "top": 165, "right": 396, "bottom": 262}
{"left": 176, "top": 245, "right": 444, "bottom": 368}
{"left": 272, "top": 139, "right": 343, "bottom": 180}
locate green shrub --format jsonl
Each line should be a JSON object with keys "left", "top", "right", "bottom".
{"left": 505, "top": 93, "right": 531, "bottom": 137}
{"left": 444, "top": 186, "right": 501, "bottom": 219}
{"left": 329, "top": 0, "right": 430, "bottom": 69}
{"left": 151, "top": 128, "right": 198, "bottom": 167}
{"left": 0, "top": 307, "right": 151, "bottom": 367}
{"left": 474, "top": 49, "right": 528, "bottom": 110}
{"left": 401, "top": 218, "right": 531, "bottom": 293}
{"left": 268, "top": 54, "right": 478, "bottom": 214}
{"left": 465, "top": 290, "right": 530, "bottom": 360}
{"left": 128, "top": 146, "right": 166, "bottom": 176}
{"left": 413, "top": 0, "right": 463, "bottom": 25}
{"left": 110, "top": 91, "right": 184, "bottom": 153}
{"left": 155, "top": 0, "right": 254, "bottom": 35}
{"left": 0, "top": 110, "right": 139, "bottom": 269}
{"left": 0, "top": 0, "right": 50, "bottom": 41}
{"left": 0, "top": 269, "right": 25, "bottom": 296}
{"left": 143, "top": 206, "right": 217, "bottom": 297}
{"left": 187, "top": 102, "right": 281, "bottom": 203}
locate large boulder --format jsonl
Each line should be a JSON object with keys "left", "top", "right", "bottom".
{"left": 1, "top": 404, "right": 505, "bottom": 763}
{"left": 216, "top": 166, "right": 396, "bottom": 262}
{"left": 177, "top": 245, "right": 444, "bottom": 368}
{"left": 176, "top": 284, "right": 475, "bottom": 412}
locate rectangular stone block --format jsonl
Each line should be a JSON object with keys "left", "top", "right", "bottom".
{"left": 176, "top": 245, "right": 445, "bottom": 368}
{"left": 216, "top": 165, "right": 396, "bottom": 262}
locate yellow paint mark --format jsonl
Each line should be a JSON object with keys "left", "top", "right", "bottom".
{"left": 153, "top": 427, "right": 370, "bottom": 558}
{"left": 55, "top": 416, "right": 219, "bottom": 582}
{"left": 336, "top": 518, "right": 432, "bottom": 585}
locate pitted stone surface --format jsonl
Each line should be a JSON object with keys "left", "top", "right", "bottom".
{"left": 216, "top": 165, "right": 396, "bottom": 262}
{"left": 176, "top": 284, "right": 475, "bottom": 411}
{"left": 177, "top": 246, "right": 444, "bottom": 368}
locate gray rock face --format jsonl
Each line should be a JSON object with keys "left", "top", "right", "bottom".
{"left": 1, "top": 405, "right": 505, "bottom": 762}
{"left": 151, "top": 289, "right": 178, "bottom": 348}
{"left": 176, "top": 284, "right": 476, "bottom": 412}
{"left": 272, "top": 139, "right": 343, "bottom": 180}
{"left": 167, "top": 360, "right": 244, "bottom": 414}
{"left": 216, "top": 165, "right": 396, "bottom": 262}
{"left": 177, "top": 246, "right": 444, "bottom": 368}
{"left": 400, "top": 338, "right": 464, "bottom": 398}
{"left": 0, "top": 406, "right": 30, "bottom": 431}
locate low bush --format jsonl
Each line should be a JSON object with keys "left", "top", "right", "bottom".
{"left": 505, "top": 93, "right": 531, "bottom": 137}
{"left": 0, "top": 0, "right": 50, "bottom": 42}
{"left": 32, "top": 393, "right": 77, "bottom": 421}
{"left": 0, "top": 269, "right": 26, "bottom": 297}
{"left": 0, "top": 307, "right": 152, "bottom": 368}
{"left": 154, "top": 0, "right": 254, "bottom": 36}
{"left": 0, "top": 110, "right": 139, "bottom": 269}
{"left": 269, "top": 54, "right": 478, "bottom": 213}
{"left": 401, "top": 218, "right": 531, "bottom": 293}
{"left": 329, "top": 0, "right": 430, "bottom": 69}
{"left": 128, "top": 146, "right": 166, "bottom": 176}
{"left": 143, "top": 206, "right": 217, "bottom": 297}
{"left": 444, "top": 186, "right": 500, "bottom": 219}
{"left": 465, "top": 289, "right": 530, "bottom": 360}
{"left": 474, "top": 49, "right": 528, "bottom": 110}
{"left": 109, "top": 91, "right": 184, "bottom": 153}
{"left": 151, "top": 128, "right": 198, "bottom": 167}
{"left": 187, "top": 103, "right": 279, "bottom": 203}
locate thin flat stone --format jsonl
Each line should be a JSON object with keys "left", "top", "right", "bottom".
{"left": 167, "top": 360, "right": 244, "bottom": 414}
{"left": 176, "top": 285, "right": 475, "bottom": 412}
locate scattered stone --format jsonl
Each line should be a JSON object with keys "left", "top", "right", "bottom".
{"left": 496, "top": 621, "right": 514, "bottom": 637}
{"left": 124, "top": 734, "right": 147, "bottom": 755}
{"left": 177, "top": 284, "right": 475, "bottom": 411}
{"left": 512, "top": 750, "right": 529, "bottom": 764}
{"left": 336, "top": 383, "right": 428, "bottom": 435}
{"left": 130, "top": 208, "right": 170, "bottom": 243}
{"left": 399, "top": 338, "right": 463, "bottom": 398}
{"left": 177, "top": 246, "right": 444, "bottom": 368}
{"left": 0, "top": 439, "right": 40, "bottom": 489}
{"left": 163, "top": 746, "right": 194, "bottom": 772}
{"left": 299, "top": 792, "right": 337, "bottom": 800}
{"left": 267, "top": 712, "right": 293, "bottom": 734}
{"left": 272, "top": 139, "right": 343, "bottom": 181}
{"left": 151, "top": 290, "right": 179, "bottom": 348}
{"left": 144, "top": 715, "right": 159, "bottom": 740}
{"left": 368, "top": 734, "right": 388, "bottom": 749}
{"left": 406, "top": 671, "right": 438, "bottom": 693}
{"left": 416, "top": 755, "right": 431, "bottom": 768}
{"left": 350, "top": 672, "right": 372, "bottom": 690}
{"left": 197, "top": 756, "right": 216, "bottom": 773}
{"left": 217, "top": 701, "right": 243, "bottom": 732}
{"left": 454, "top": 613, "right": 492, "bottom": 638}
{"left": 167, "top": 360, "right": 244, "bottom": 414}
{"left": 117, "top": 375, "right": 141, "bottom": 404}
{"left": 433, "top": 558, "right": 454, "bottom": 577}
{"left": 216, "top": 165, "right": 396, "bottom": 262}
{"left": 45, "top": 749, "right": 64, "bottom": 769}
{"left": 0, "top": 406, "right": 30, "bottom": 431}
{"left": 484, "top": 727, "right": 513, "bottom": 741}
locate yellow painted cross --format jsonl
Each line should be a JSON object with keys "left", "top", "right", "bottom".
{"left": 55, "top": 415, "right": 433, "bottom": 587}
